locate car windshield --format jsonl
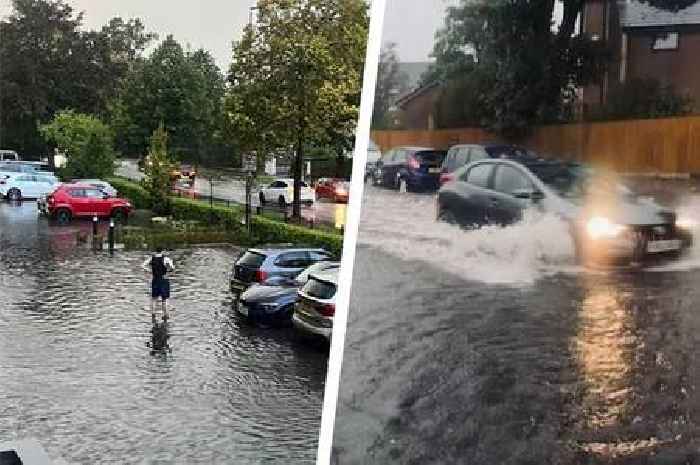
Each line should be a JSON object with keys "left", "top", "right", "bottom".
{"left": 486, "top": 146, "right": 537, "bottom": 160}
{"left": 237, "top": 251, "right": 266, "bottom": 267}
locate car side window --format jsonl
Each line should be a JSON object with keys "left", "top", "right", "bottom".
{"left": 275, "top": 251, "right": 309, "bottom": 268}
{"left": 456, "top": 147, "right": 470, "bottom": 167}
{"left": 309, "top": 251, "right": 332, "bottom": 262}
{"left": 470, "top": 147, "right": 489, "bottom": 162}
{"left": 493, "top": 165, "right": 532, "bottom": 194}
{"left": 85, "top": 189, "right": 103, "bottom": 198}
{"left": 69, "top": 189, "right": 85, "bottom": 198}
{"left": 465, "top": 163, "right": 493, "bottom": 188}
{"left": 271, "top": 181, "right": 286, "bottom": 188}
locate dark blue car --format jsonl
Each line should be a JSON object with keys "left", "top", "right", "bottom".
{"left": 374, "top": 146, "right": 447, "bottom": 192}
{"left": 237, "top": 261, "right": 340, "bottom": 326}
{"left": 229, "top": 245, "right": 334, "bottom": 300}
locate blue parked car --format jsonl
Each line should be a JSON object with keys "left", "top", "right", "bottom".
{"left": 229, "top": 245, "right": 334, "bottom": 301}
{"left": 237, "top": 261, "right": 340, "bottom": 326}
{"left": 374, "top": 146, "right": 447, "bottom": 192}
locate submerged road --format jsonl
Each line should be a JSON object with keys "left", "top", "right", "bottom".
{"left": 333, "top": 184, "right": 700, "bottom": 464}
{"left": 0, "top": 202, "right": 327, "bottom": 464}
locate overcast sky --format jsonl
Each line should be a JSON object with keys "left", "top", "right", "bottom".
{"left": 0, "top": 0, "right": 254, "bottom": 71}
{"left": 382, "top": 0, "right": 565, "bottom": 63}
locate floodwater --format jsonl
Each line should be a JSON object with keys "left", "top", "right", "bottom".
{"left": 0, "top": 202, "right": 327, "bottom": 464}
{"left": 333, "top": 184, "right": 700, "bottom": 464}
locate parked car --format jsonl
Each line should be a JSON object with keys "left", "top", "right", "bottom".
{"left": 436, "top": 158, "right": 694, "bottom": 265}
{"left": 0, "top": 172, "right": 60, "bottom": 201}
{"left": 365, "top": 139, "right": 382, "bottom": 182}
{"left": 39, "top": 183, "right": 133, "bottom": 225}
{"left": 0, "top": 150, "right": 19, "bottom": 161}
{"left": 374, "top": 146, "right": 447, "bottom": 192}
{"left": 237, "top": 261, "right": 340, "bottom": 326}
{"left": 292, "top": 267, "right": 338, "bottom": 342}
{"left": 439, "top": 143, "right": 539, "bottom": 186}
{"left": 258, "top": 178, "right": 315, "bottom": 206}
{"left": 170, "top": 163, "right": 197, "bottom": 184}
{"left": 73, "top": 179, "right": 118, "bottom": 197}
{"left": 0, "top": 161, "right": 53, "bottom": 179}
{"left": 229, "top": 245, "right": 334, "bottom": 300}
{"left": 315, "top": 178, "right": 349, "bottom": 203}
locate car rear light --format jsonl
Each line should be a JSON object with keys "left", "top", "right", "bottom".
{"left": 319, "top": 303, "right": 335, "bottom": 317}
{"left": 439, "top": 172, "right": 455, "bottom": 185}
{"left": 255, "top": 269, "right": 268, "bottom": 282}
{"left": 407, "top": 155, "right": 420, "bottom": 170}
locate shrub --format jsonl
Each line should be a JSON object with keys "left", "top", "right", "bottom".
{"left": 594, "top": 78, "right": 694, "bottom": 121}
{"left": 107, "top": 177, "right": 151, "bottom": 209}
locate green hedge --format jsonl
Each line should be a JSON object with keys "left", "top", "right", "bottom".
{"left": 107, "top": 176, "right": 343, "bottom": 255}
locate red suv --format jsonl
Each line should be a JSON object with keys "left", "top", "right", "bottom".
{"left": 41, "top": 183, "right": 133, "bottom": 225}
{"left": 314, "top": 178, "right": 349, "bottom": 203}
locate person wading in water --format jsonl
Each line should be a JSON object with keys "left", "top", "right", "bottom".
{"left": 142, "top": 247, "right": 175, "bottom": 318}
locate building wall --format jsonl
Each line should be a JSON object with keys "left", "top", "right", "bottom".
{"left": 626, "top": 27, "right": 700, "bottom": 104}
{"left": 397, "top": 86, "right": 441, "bottom": 130}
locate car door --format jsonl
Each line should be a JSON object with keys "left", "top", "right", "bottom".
{"left": 85, "top": 188, "right": 110, "bottom": 216}
{"left": 488, "top": 164, "right": 534, "bottom": 226}
{"left": 68, "top": 188, "right": 91, "bottom": 216}
{"left": 442, "top": 162, "right": 494, "bottom": 227}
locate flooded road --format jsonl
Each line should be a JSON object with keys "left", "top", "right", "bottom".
{"left": 333, "top": 184, "right": 700, "bottom": 464}
{"left": 0, "top": 202, "right": 327, "bottom": 464}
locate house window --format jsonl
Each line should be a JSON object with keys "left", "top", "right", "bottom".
{"left": 653, "top": 32, "right": 679, "bottom": 50}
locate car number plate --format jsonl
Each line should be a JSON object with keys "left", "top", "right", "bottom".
{"left": 428, "top": 167, "right": 441, "bottom": 174}
{"left": 647, "top": 239, "right": 682, "bottom": 253}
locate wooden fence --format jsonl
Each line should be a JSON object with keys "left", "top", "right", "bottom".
{"left": 371, "top": 116, "right": 700, "bottom": 175}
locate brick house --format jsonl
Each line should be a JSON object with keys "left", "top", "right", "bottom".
{"left": 392, "top": 81, "right": 443, "bottom": 130}
{"left": 582, "top": 0, "right": 700, "bottom": 113}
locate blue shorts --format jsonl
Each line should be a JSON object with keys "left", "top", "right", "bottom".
{"left": 151, "top": 278, "right": 170, "bottom": 300}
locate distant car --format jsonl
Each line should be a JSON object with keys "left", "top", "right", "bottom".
{"left": 436, "top": 158, "right": 694, "bottom": 265}
{"left": 170, "top": 163, "right": 197, "bottom": 184}
{"left": 439, "top": 143, "right": 539, "bottom": 186}
{"left": 229, "top": 245, "right": 334, "bottom": 301}
{"left": 0, "top": 150, "right": 19, "bottom": 161}
{"left": 0, "top": 162, "right": 53, "bottom": 179}
{"left": 73, "top": 179, "right": 118, "bottom": 197}
{"left": 259, "top": 178, "right": 315, "bottom": 206}
{"left": 374, "top": 146, "right": 447, "bottom": 192}
{"left": 40, "top": 183, "right": 133, "bottom": 225}
{"left": 365, "top": 139, "right": 382, "bottom": 182}
{"left": 292, "top": 267, "right": 338, "bottom": 342}
{"left": 237, "top": 261, "right": 340, "bottom": 326}
{"left": 0, "top": 172, "right": 60, "bottom": 201}
{"left": 315, "top": 178, "right": 349, "bottom": 203}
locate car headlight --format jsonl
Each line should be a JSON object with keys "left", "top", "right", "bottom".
{"left": 676, "top": 217, "right": 696, "bottom": 230}
{"left": 586, "top": 216, "right": 627, "bottom": 239}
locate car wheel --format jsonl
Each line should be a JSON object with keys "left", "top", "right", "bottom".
{"left": 278, "top": 195, "right": 287, "bottom": 207}
{"left": 259, "top": 192, "right": 266, "bottom": 205}
{"left": 111, "top": 208, "right": 128, "bottom": 224}
{"left": 7, "top": 188, "right": 21, "bottom": 201}
{"left": 55, "top": 208, "right": 72, "bottom": 225}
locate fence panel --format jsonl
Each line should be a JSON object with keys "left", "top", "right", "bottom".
{"left": 371, "top": 116, "right": 700, "bottom": 174}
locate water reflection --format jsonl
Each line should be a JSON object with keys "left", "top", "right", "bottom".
{"left": 0, "top": 203, "right": 327, "bottom": 464}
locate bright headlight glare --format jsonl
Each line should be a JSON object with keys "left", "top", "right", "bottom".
{"left": 676, "top": 217, "right": 696, "bottom": 230}
{"left": 586, "top": 216, "right": 626, "bottom": 239}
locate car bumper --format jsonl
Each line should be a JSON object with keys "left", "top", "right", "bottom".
{"left": 230, "top": 278, "right": 250, "bottom": 297}
{"left": 577, "top": 226, "right": 693, "bottom": 263}
{"left": 292, "top": 312, "right": 332, "bottom": 341}
{"left": 406, "top": 172, "right": 440, "bottom": 190}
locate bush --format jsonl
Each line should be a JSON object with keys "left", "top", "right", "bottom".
{"left": 106, "top": 177, "right": 343, "bottom": 255}
{"left": 107, "top": 177, "right": 151, "bottom": 209}
{"left": 593, "top": 78, "right": 694, "bottom": 121}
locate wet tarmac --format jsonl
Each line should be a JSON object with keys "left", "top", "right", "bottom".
{"left": 332, "top": 184, "right": 700, "bottom": 465}
{"left": 0, "top": 202, "right": 327, "bottom": 464}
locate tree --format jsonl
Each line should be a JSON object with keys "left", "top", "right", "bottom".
{"left": 0, "top": 0, "right": 155, "bottom": 157}
{"left": 428, "top": 0, "right": 700, "bottom": 134}
{"left": 372, "top": 42, "right": 409, "bottom": 129}
{"left": 39, "top": 110, "right": 116, "bottom": 179}
{"left": 109, "top": 36, "right": 227, "bottom": 162}
{"left": 226, "top": 0, "right": 368, "bottom": 220}
{"left": 142, "top": 124, "right": 174, "bottom": 215}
